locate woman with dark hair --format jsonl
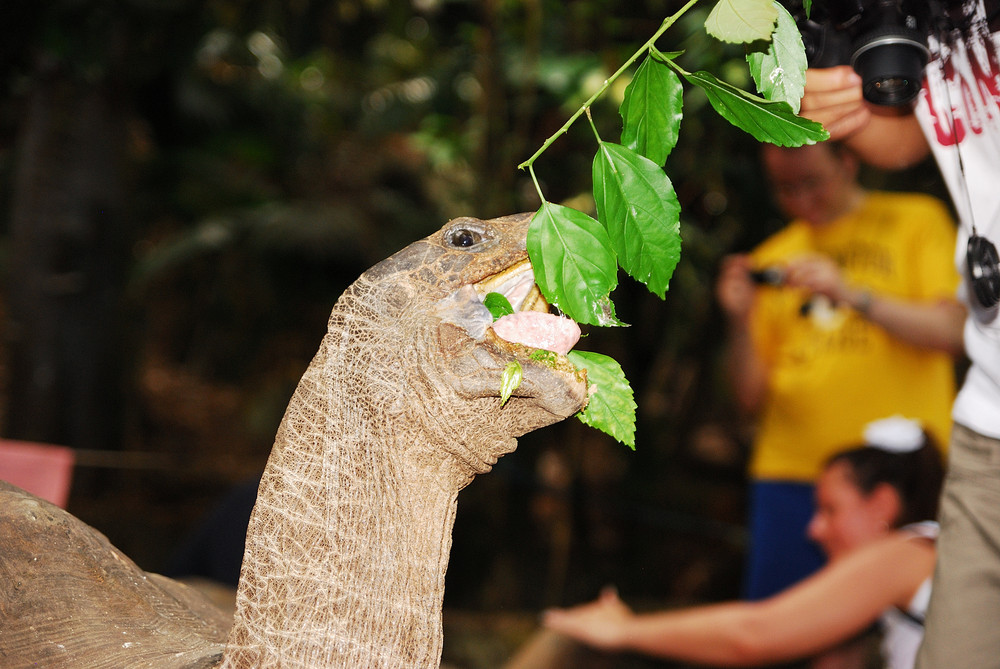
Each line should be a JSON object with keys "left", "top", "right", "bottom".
{"left": 515, "top": 416, "right": 944, "bottom": 669}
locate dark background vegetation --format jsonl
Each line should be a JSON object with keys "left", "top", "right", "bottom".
{"left": 0, "top": 1, "right": 948, "bottom": 666}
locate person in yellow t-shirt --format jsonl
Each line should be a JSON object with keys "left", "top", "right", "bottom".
{"left": 715, "top": 141, "right": 965, "bottom": 600}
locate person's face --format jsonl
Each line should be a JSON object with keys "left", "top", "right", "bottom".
{"left": 806, "top": 462, "right": 897, "bottom": 561}
{"left": 762, "top": 144, "right": 857, "bottom": 226}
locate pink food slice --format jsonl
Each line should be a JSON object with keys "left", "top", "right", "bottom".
{"left": 491, "top": 311, "right": 581, "bottom": 355}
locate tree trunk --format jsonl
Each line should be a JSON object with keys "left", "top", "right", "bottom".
{"left": 5, "top": 67, "right": 130, "bottom": 451}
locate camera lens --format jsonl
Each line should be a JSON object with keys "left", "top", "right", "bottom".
{"left": 967, "top": 235, "right": 1000, "bottom": 308}
{"left": 851, "top": 27, "right": 929, "bottom": 106}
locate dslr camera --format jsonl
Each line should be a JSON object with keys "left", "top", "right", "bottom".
{"left": 795, "top": 0, "right": 931, "bottom": 106}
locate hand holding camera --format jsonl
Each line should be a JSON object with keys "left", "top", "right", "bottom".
{"left": 799, "top": 67, "right": 874, "bottom": 141}
{"left": 748, "top": 267, "right": 786, "bottom": 286}
{"left": 740, "top": 256, "right": 865, "bottom": 318}
{"left": 780, "top": 256, "right": 853, "bottom": 305}
{"left": 796, "top": 0, "right": 930, "bottom": 107}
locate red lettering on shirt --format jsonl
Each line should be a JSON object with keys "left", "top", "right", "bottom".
{"left": 922, "top": 34, "right": 1000, "bottom": 147}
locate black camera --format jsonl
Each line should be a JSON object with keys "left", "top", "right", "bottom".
{"left": 749, "top": 267, "right": 785, "bottom": 286}
{"left": 795, "top": 0, "right": 930, "bottom": 106}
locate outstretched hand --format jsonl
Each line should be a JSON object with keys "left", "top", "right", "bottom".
{"left": 542, "top": 586, "right": 634, "bottom": 651}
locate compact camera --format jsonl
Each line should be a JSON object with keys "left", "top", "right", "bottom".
{"left": 795, "top": 0, "right": 931, "bottom": 106}
{"left": 748, "top": 267, "right": 786, "bottom": 286}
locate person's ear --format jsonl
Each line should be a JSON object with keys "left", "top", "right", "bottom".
{"left": 869, "top": 482, "right": 903, "bottom": 528}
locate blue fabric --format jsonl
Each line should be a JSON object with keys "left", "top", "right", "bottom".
{"left": 165, "top": 476, "right": 260, "bottom": 586}
{"left": 743, "top": 480, "right": 826, "bottom": 601}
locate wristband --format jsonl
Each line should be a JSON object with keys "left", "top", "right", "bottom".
{"left": 852, "top": 290, "right": 873, "bottom": 316}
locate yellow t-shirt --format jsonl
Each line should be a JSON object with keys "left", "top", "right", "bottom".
{"left": 748, "top": 191, "right": 959, "bottom": 482}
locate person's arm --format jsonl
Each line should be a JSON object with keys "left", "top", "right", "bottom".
{"left": 541, "top": 533, "right": 934, "bottom": 666}
{"left": 800, "top": 66, "right": 931, "bottom": 170}
{"left": 783, "top": 255, "right": 967, "bottom": 357}
{"left": 841, "top": 288, "right": 966, "bottom": 357}
{"left": 715, "top": 255, "right": 770, "bottom": 415}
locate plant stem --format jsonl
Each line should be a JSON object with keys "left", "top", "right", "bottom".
{"left": 585, "top": 107, "right": 601, "bottom": 143}
{"left": 528, "top": 164, "right": 546, "bottom": 205}
{"left": 517, "top": 0, "right": 701, "bottom": 171}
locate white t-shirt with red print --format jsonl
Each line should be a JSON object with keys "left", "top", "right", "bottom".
{"left": 915, "top": 0, "right": 1000, "bottom": 438}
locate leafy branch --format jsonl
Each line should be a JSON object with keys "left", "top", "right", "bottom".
{"left": 519, "top": 0, "right": 829, "bottom": 448}
{"left": 517, "top": 0, "right": 700, "bottom": 173}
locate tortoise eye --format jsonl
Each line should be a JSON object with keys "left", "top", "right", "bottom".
{"left": 449, "top": 228, "right": 481, "bottom": 248}
{"left": 443, "top": 220, "right": 495, "bottom": 251}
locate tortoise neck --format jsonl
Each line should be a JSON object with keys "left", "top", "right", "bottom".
{"left": 221, "top": 310, "right": 464, "bottom": 669}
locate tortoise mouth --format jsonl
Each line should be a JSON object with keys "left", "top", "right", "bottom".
{"left": 474, "top": 260, "right": 581, "bottom": 356}
{"left": 473, "top": 259, "right": 548, "bottom": 313}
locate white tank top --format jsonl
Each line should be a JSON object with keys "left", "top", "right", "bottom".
{"left": 878, "top": 522, "right": 938, "bottom": 669}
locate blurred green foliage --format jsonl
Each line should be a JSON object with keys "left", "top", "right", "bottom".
{"left": 1, "top": 0, "right": 782, "bottom": 436}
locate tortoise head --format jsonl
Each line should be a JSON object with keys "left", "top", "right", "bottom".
{"left": 359, "top": 212, "right": 589, "bottom": 474}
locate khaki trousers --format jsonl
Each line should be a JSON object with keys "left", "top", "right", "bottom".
{"left": 916, "top": 423, "right": 1000, "bottom": 669}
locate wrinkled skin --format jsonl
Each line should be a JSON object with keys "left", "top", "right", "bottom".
{"left": 0, "top": 213, "right": 588, "bottom": 669}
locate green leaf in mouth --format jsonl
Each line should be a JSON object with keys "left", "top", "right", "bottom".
{"left": 484, "top": 292, "right": 515, "bottom": 321}
{"left": 500, "top": 360, "right": 523, "bottom": 406}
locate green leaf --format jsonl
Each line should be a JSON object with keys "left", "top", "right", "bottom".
{"left": 681, "top": 69, "right": 829, "bottom": 145}
{"left": 705, "top": 0, "right": 778, "bottom": 44}
{"left": 593, "top": 294, "right": 625, "bottom": 327}
{"left": 746, "top": 2, "right": 807, "bottom": 113}
{"left": 529, "top": 349, "right": 559, "bottom": 365}
{"left": 527, "top": 202, "right": 621, "bottom": 327}
{"left": 567, "top": 350, "right": 636, "bottom": 449}
{"left": 592, "top": 142, "right": 682, "bottom": 298}
{"left": 500, "top": 360, "right": 522, "bottom": 406}
{"left": 620, "top": 53, "right": 684, "bottom": 166}
{"left": 483, "top": 292, "right": 514, "bottom": 320}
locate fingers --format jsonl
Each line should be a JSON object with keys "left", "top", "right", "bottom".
{"left": 541, "top": 588, "right": 630, "bottom": 651}
{"left": 801, "top": 66, "right": 871, "bottom": 140}
{"left": 541, "top": 605, "right": 596, "bottom": 639}
{"left": 806, "top": 104, "right": 873, "bottom": 141}
{"left": 717, "top": 255, "right": 753, "bottom": 292}
{"left": 803, "top": 66, "right": 863, "bottom": 96}
{"left": 784, "top": 256, "right": 845, "bottom": 301}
